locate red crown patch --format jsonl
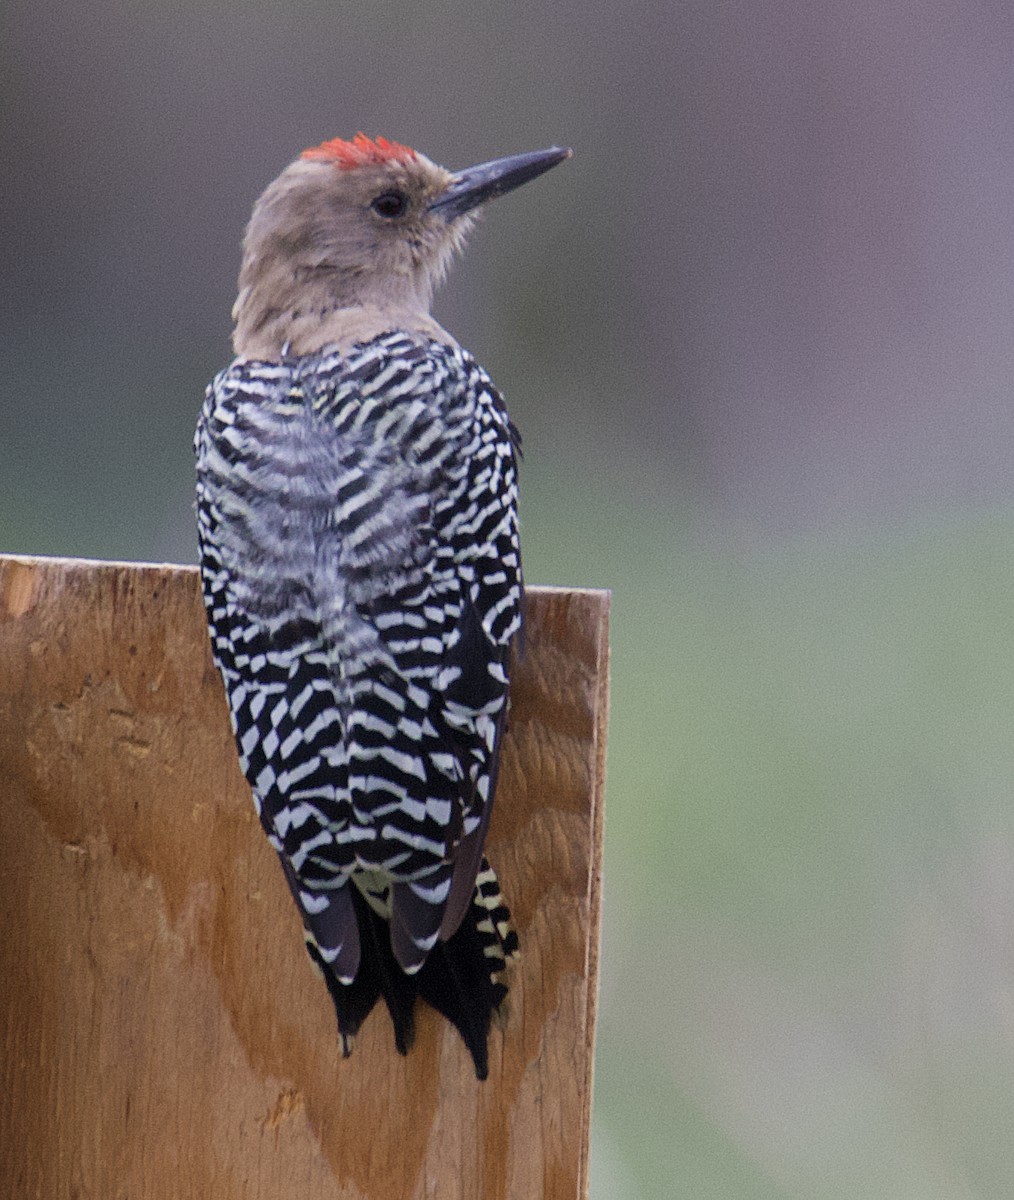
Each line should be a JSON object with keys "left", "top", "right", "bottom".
{"left": 300, "top": 132, "right": 417, "bottom": 169}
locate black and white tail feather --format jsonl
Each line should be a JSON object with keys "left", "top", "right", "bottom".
{"left": 303, "top": 856, "right": 518, "bottom": 1077}
{"left": 195, "top": 332, "right": 523, "bottom": 1078}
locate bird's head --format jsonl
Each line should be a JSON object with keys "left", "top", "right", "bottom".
{"left": 232, "top": 133, "right": 571, "bottom": 359}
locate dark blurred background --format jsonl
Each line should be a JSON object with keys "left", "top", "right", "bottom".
{"left": 7, "top": 1, "right": 1014, "bottom": 1194}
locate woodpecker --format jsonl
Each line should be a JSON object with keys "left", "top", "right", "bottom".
{"left": 194, "top": 133, "right": 570, "bottom": 1078}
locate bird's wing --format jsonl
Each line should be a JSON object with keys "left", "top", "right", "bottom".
{"left": 196, "top": 336, "right": 522, "bottom": 976}
{"left": 313, "top": 336, "right": 522, "bottom": 969}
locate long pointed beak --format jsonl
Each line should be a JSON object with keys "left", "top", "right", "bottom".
{"left": 429, "top": 145, "right": 572, "bottom": 221}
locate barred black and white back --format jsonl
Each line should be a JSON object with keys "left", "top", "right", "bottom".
{"left": 195, "top": 331, "right": 522, "bottom": 1076}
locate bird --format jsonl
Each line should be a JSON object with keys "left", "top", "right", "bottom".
{"left": 194, "top": 133, "right": 570, "bottom": 1079}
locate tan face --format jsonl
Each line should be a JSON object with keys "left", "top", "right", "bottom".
{"left": 232, "top": 138, "right": 570, "bottom": 358}
{"left": 241, "top": 153, "right": 472, "bottom": 313}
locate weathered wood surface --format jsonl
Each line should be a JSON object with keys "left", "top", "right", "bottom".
{"left": 0, "top": 554, "right": 608, "bottom": 1200}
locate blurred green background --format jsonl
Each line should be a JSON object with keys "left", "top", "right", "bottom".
{"left": 6, "top": 1, "right": 1014, "bottom": 1194}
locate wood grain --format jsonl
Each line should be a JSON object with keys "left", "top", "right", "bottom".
{"left": 0, "top": 554, "right": 608, "bottom": 1200}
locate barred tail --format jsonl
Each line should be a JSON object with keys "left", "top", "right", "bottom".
{"left": 308, "top": 857, "right": 517, "bottom": 1080}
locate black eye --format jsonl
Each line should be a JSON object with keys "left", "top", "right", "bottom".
{"left": 371, "top": 190, "right": 408, "bottom": 219}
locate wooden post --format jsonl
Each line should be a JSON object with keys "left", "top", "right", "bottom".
{"left": 0, "top": 553, "right": 608, "bottom": 1200}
